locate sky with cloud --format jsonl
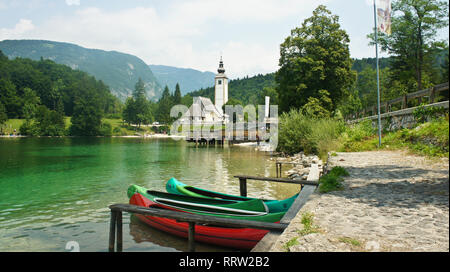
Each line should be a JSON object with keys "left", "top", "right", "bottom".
{"left": 0, "top": 0, "right": 448, "bottom": 79}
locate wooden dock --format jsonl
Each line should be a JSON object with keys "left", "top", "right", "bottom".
{"left": 107, "top": 165, "right": 320, "bottom": 252}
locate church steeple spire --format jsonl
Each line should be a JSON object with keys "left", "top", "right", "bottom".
{"left": 217, "top": 56, "right": 225, "bottom": 74}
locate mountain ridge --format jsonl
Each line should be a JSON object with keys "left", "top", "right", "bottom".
{"left": 0, "top": 39, "right": 162, "bottom": 101}
{"left": 149, "top": 64, "right": 216, "bottom": 95}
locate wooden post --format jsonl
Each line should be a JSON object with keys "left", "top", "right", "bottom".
{"left": 239, "top": 177, "right": 247, "bottom": 197}
{"left": 402, "top": 94, "right": 408, "bottom": 109}
{"left": 429, "top": 87, "right": 436, "bottom": 104}
{"left": 116, "top": 211, "right": 123, "bottom": 252}
{"left": 188, "top": 222, "right": 196, "bottom": 252}
{"left": 109, "top": 210, "right": 117, "bottom": 252}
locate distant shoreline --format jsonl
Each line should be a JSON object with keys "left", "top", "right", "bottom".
{"left": 0, "top": 134, "right": 186, "bottom": 139}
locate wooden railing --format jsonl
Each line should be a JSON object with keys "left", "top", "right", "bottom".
{"left": 108, "top": 168, "right": 319, "bottom": 252}
{"left": 347, "top": 82, "right": 449, "bottom": 120}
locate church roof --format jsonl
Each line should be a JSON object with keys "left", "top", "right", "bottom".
{"left": 183, "top": 96, "right": 223, "bottom": 118}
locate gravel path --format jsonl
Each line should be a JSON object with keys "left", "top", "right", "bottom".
{"left": 270, "top": 151, "right": 449, "bottom": 252}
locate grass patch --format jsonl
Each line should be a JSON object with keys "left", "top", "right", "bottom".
{"left": 297, "top": 212, "right": 321, "bottom": 236}
{"left": 1, "top": 119, "right": 25, "bottom": 135}
{"left": 339, "top": 116, "right": 449, "bottom": 158}
{"left": 283, "top": 237, "right": 299, "bottom": 252}
{"left": 318, "top": 166, "right": 349, "bottom": 193}
{"left": 338, "top": 237, "right": 362, "bottom": 247}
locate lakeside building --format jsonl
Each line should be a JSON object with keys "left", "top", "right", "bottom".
{"left": 178, "top": 57, "right": 229, "bottom": 125}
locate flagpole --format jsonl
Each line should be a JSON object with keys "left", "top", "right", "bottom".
{"left": 373, "top": 0, "right": 382, "bottom": 147}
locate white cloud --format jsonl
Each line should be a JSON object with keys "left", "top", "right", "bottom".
{"left": 65, "top": 0, "right": 80, "bottom": 6}
{"left": 0, "top": 19, "right": 35, "bottom": 40}
{"left": 0, "top": 0, "right": 332, "bottom": 78}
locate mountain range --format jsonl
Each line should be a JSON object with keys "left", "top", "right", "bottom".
{"left": 0, "top": 39, "right": 219, "bottom": 102}
{"left": 0, "top": 40, "right": 163, "bottom": 101}
{"left": 149, "top": 65, "right": 215, "bottom": 95}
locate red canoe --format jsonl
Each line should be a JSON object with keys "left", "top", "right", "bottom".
{"left": 129, "top": 192, "right": 270, "bottom": 250}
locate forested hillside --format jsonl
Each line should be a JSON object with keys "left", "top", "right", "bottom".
{"left": 0, "top": 40, "right": 162, "bottom": 101}
{"left": 0, "top": 50, "right": 122, "bottom": 136}
{"left": 188, "top": 73, "right": 277, "bottom": 106}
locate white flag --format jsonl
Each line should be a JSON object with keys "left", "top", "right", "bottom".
{"left": 377, "top": 0, "right": 392, "bottom": 35}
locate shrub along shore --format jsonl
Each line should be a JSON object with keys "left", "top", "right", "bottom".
{"left": 277, "top": 109, "right": 449, "bottom": 160}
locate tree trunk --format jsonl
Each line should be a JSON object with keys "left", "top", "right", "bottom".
{"left": 417, "top": 23, "right": 423, "bottom": 91}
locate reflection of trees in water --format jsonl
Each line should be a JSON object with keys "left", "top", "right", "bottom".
{"left": 128, "top": 215, "right": 234, "bottom": 252}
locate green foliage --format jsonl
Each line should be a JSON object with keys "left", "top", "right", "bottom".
{"left": 123, "top": 78, "right": 155, "bottom": 127}
{"left": 318, "top": 166, "right": 349, "bottom": 193}
{"left": 301, "top": 90, "right": 333, "bottom": 118}
{"left": 276, "top": 5, "right": 355, "bottom": 113}
{"left": 370, "top": 0, "right": 449, "bottom": 91}
{"left": 173, "top": 83, "right": 182, "bottom": 105}
{"left": 283, "top": 237, "right": 299, "bottom": 252}
{"left": 69, "top": 91, "right": 103, "bottom": 136}
{"left": 0, "top": 102, "right": 7, "bottom": 133}
{"left": 20, "top": 105, "right": 66, "bottom": 136}
{"left": 0, "top": 49, "right": 122, "bottom": 136}
{"left": 100, "top": 122, "right": 112, "bottom": 137}
{"left": 413, "top": 104, "right": 448, "bottom": 123}
{"left": 346, "top": 119, "right": 376, "bottom": 142}
{"left": 188, "top": 73, "right": 276, "bottom": 106}
{"left": 0, "top": 40, "right": 162, "bottom": 102}
{"left": 156, "top": 86, "right": 175, "bottom": 125}
{"left": 277, "top": 108, "right": 345, "bottom": 157}
{"left": 297, "top": 212, "right": 321, "bottom": 236}
{"left": 339, "top": 117, "right": 449, "bottom": 157}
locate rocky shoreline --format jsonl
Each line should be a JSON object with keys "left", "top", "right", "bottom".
{"left": 272, "top": 152, "right": 325, "bottom": 180}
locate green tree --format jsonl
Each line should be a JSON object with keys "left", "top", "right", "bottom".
{"left": 156, "top": 86, "right": 173, "bottom": 124}
{"left": 21, "top": 88, "right": 41, "bottom": 120}
{"left": 133, "top": 78, "right": 146, "bottom": 100}
{"left": 442, "top": 50, "right": 449, "bottom": 82}
{"left": 276, "top": 5, "right": 355, "bottom": 113}
{"left": 301, "top": 90, "right": 333, "bottom": 118}
{"left": 174, "top": 83, "right": 182, "bottom": 105}
{"left": 0, "top": 102, "right": 7, "bottom": 135}
{"left": 0, "top": 78, "right": 21, "bottom": 118}
{"left": 372, "top": 0, "right": 449, "bottom": 90}
{"left": 34, "top": 105, "right": 66, "bottom": 136}
{"left": 122, "top": 97, "right": 137, "bottom": 125}
{"left": 123, "top": 78, "right": 153, "bottom": 127}
{"left": 69, "top": 90, "right": 103, "bottom": 136}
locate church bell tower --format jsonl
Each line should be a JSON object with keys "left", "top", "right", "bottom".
{"left": 214, "top": 56, "right": 228, "bottom": 114}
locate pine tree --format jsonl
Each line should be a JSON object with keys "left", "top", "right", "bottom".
{"left": 174, "top": 83, "right": 182, "bottom": 105}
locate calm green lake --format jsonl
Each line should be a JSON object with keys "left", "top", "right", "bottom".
{"left": 0, "top": 137, "right": 299, "bottom": 252}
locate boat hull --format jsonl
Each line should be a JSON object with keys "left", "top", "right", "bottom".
{"left": 128, "top": 185, "right": 285, "bottom": 222}
{"left": 129, "top": 192, "right": 269, "bottom": 250}
{"left": 166, "top": 178, "right": 299, "bottom": 213}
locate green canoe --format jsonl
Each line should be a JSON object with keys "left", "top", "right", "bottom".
{"left": 128, "top": 185, "right": 286, "bottom": 223}
{"left": 165, "top": 178, "right": 299, "bottom": 213}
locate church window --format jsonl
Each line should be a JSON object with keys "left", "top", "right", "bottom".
{"left": 218, "top": 80, "right": 222, "bottom": 85}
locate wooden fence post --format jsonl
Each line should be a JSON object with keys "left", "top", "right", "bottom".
{"left": 429, "top": 87, "right": 436, "bottom": 104}
{"left": 109, "top": 210, "right": 117, "bottom": 252}
{"left": 116, "top": 211, "right": 123, "bottom": 252}
{"left": 402, "top": 94, "right": 408, "bottom": 109}
{"left": 239, "top": 177, "right": 247, "bottom": 197}
{"left": 188, "top": 222, "right": 196, "bottom": 252}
